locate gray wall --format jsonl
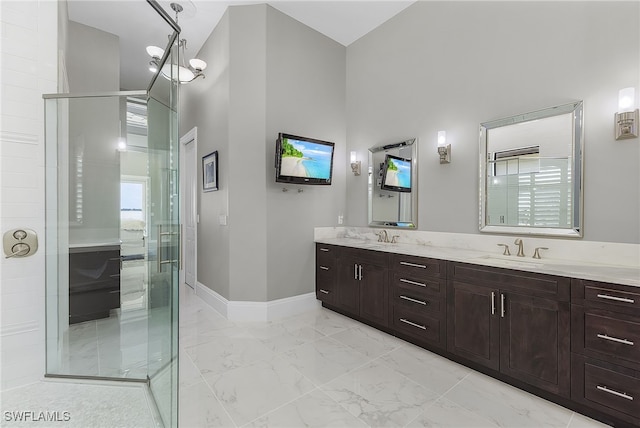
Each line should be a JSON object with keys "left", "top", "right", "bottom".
{"left": 67, "top": 21, "right": 119, "bottom": 92}
{"left": 346, "top": 1, "right": 640, "bottom": 243}
{"left": 181, "top": 5, "right": 346, "bottom": 301}
{"left": 181, "top": 10, "right": 231, "bottom": 299}
{"left": 265, "top": 6, "right": 346, "bottom": 301}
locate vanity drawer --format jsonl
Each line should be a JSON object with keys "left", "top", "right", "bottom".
{"left": 584, "top": 310, "right": 640, "bottom": 364}
{"left": 391, "top": 272, "right": 442, "bottom": 294}
{"left": 393, "top": 289, "right": 442, "bottom": 316}
{"left": 316, "top": 244, "right": 338, "bottom": 266}
{"left": 391, "top": 306, "right": 442, "bottom": 347}
{"left": 572, "top": 355, "right": 640, "bottom": 424}
{"left": 572, "top": 279, "right": 640, "bottom": 313}
{"left": 390, "top": 254, "right": 443, "bottom": 278}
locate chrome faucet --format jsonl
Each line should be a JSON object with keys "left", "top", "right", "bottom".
{"left": 514, "top": 238, "right": 525, "bottom": 257}
{"left": 497, "top": 243, "right": 511, "bottom": 256}
{"left": 533, "top": 247, "right": 549, "bottom": 259}
{"left": 377, "top": 230, "right": 389, "bottom": 243}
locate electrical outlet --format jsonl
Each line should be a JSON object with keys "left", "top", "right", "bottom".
{"left": 338, "top": 215, "right": 343, "bottom": 224}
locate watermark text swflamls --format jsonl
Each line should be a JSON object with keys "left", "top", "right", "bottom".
{"left": 4, "top": 411, "right": 71, "bottom": 422}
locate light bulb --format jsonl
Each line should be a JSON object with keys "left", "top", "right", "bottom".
{"left": 189, "top": 58, "right": 207, "bottom": 71}
{"left": 146, "top": 45, "right": 164, "bottom": 59}
{"left": 619, "top": 87, "right": 636, "bottom": 112}
{"left": 350, "top": 151, "right": 357, "bottom": 163}
{"left": 437, "top": 130, "right": 446, "bottom": 146}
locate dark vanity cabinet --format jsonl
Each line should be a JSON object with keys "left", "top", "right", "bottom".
{"left": 571, "top": 279, "right": 640, "bottom": 426}
{"left": 447, "top": 262, "right": 571, "bottom": 397}
{"left": 315, "top": 243, "right": 638, "bottom": 427}
{"left": 316, "top": 244, "right": 389, "bottom": 328}
{"left": 69, "top": 245, "right": 121, "bottom": 324}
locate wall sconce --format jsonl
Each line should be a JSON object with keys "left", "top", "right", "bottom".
{"left": 615, "top": 87, "right": 638, "bottom": 140}
{"left": 437, "top": 130, "right": 450, "bottom": 164}
{"left": 350, "top": 151, "right": 361, "bottom": 176}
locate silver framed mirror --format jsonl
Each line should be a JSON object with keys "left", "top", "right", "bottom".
{"left": 368, "top": 138, "right": 418, "bottom": 228}
{"left": 479, "top": 101, "right": 584, "bottom": 237}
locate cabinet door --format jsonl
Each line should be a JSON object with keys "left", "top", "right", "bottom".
{"left": 447, "top": 281, "right": 500, "bottom": 371}
{"left": 500, "top": 292, "right": 570, "bottom": 396}
{"left": 336, "top": 257, "right": 360, "bottom": 316}
{"left": 359, "top": 262, "right": 388, "bottom": 327}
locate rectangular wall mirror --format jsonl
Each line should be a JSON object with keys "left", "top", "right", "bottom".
{"left": 368, "top": 138, "right": 418, "bottom": 228}
{"left": 479, "top": 101, "right": 584, "bottom": 237}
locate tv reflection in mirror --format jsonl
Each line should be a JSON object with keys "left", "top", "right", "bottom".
{"left": 381, "top": 154, "right": 411, "bottom": 192}
{"left": 275, "top": 133, "right": 334, "bottom": 185}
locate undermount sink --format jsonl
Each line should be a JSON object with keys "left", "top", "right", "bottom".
{"left": 476, "top": 254, "right": 545, "bottom": 268}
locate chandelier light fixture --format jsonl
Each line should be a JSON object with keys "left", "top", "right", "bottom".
{"left": 146, "top": 2, "right": 207, "bottom": 83}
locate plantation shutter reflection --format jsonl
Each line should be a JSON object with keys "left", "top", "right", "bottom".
{"left": 518, "top": 159, "right": 572, "bottom": 227}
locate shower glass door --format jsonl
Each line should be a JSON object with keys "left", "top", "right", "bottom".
{"left": 145, "top": 41, "right": 180, "bottom": 427}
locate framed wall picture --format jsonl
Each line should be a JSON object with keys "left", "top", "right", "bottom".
{"left": 202, "top": 151, "right": 218, "bottom": 192}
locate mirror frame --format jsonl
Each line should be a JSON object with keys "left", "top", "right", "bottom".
{"left": 479, "top": 101, "right": 584, "bottom": 237}
{"left": 368, "top": 138, "right": 418, "bottom": 228}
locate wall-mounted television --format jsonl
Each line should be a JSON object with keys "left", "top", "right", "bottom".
{"left": 275, "top": 133, "right": 335, "bottom": 185}
{"left": 381, "top": 154, "right": 412, "bottom": 192}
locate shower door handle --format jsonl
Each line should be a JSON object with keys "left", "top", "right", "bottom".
{"left": 157, "top": 224, "right": 176, "bottom": 272}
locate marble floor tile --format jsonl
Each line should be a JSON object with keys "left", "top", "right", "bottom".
{"left": 406, "top": 397, "right": 499, "bottom": 427}
{"left": 207, "top": 355, "right": 315, "bottom": 426}
{"left": 443, "top": 371, "right": 573, "bottom": 427}
{"left": 245, "top": 388, "right": 368, "bottom": 428}
{"left": 321, "top": 360, "right": 440, "bottom": 428}
{"left": 245, "top": 321, "right": 326, "bottom": 354}
{"left": 180, "top": 318, "right": 253, "bottom": 349}
{"left": 380, "top": 343, "right": 471, "bottom": 395}
{"left": 179, "top": 381, "right": 234, "bottom": 428}
{"left": 330, "top": 323, "right": 403, "bottom": 358}
{"left": 280, "top": 336, "right": 370, "bottom": 386}
{"left": 567, "top": 412, "right": 613, "bottom": 428}
{"left": 293, "top": 308, "right": 360, "bottom": 336}
{"left": 179, "top": 347, "right": 205, "bottom": 389}
{"left": 185, "top": 335, "right": 276, "bottom": 383}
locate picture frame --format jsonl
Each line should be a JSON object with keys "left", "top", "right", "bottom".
{"left": 202, "top": 151, "right": 218, "bottom": 192}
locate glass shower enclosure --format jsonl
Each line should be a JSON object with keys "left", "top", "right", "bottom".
{"left": 43, "top": 12, "right": 180, "bottom": 427}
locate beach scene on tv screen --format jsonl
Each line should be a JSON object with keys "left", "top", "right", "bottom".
{"left": 385, "top": 157, "right": 411, "bottom": 188}
{"left": 280, "top": 137, "right": 332, "bottom": 179}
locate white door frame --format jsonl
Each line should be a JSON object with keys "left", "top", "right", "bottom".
{"left": 180, "top": 127, "right": 198, "bottom": 288}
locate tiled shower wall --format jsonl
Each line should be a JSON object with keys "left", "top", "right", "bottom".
{"left": 1, "top": 0, "right": 57, "bottom": 390}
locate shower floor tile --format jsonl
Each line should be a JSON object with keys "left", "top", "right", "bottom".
{"left": 0, "top": 379, "right": 158, "bottom": 427}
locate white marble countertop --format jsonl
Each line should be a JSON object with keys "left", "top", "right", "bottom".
{"left": 315, "top": 237, "right": 640, "bottom": 288}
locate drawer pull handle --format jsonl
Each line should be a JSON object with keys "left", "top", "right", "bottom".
{"left": 596, "top": 385, "right": 634, "bottom": 401}
{"left": 399, "top": 278, "right": 427, "bottom": 288}
{"left": 319, "top": 248, "right": 330, "bottom": 252}
{"left": 596, "top": 294, "right": 635, "bottom": 304}
{"left": 400, "top": 295, "right": 427, "bottom": 305}
{"left": 400, "top": 261, "right": 427, "bottom": 269}
{"left": 319, "top": 266, "right": 330, "bottom": 271}
{"left": 597, "top": 334, "right": 634, "bottom": 346}
{"left": 400, "top": 318, "right": 427, "bottom": 330}
{"left": 319, "top": 289, "right": 330, "bottom": 294}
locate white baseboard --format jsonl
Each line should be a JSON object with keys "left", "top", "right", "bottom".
{"left": 195, "top": 282, "right": 229, "bottom": 318}
{"left": 195, "top": 282, "right": 320, "bottom": 322}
